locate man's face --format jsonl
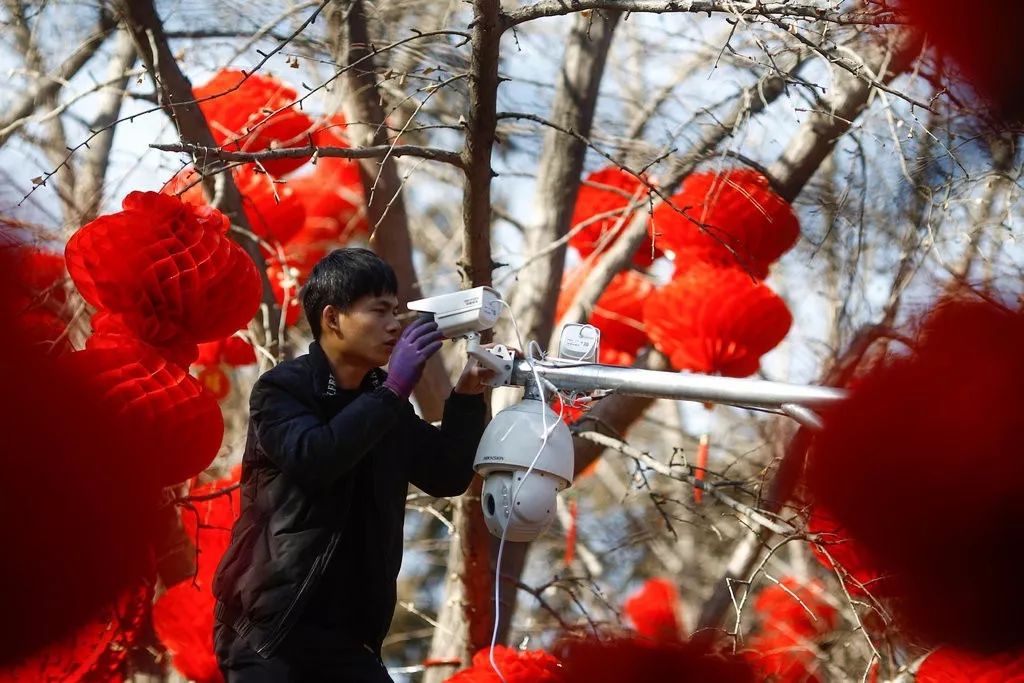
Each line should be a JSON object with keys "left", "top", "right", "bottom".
{"left": 328, "top": 293, "right": 402, "bottom": 368}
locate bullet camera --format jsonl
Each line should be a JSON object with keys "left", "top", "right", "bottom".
{"left": 408, "top": 286, "right": 502, "bottom": 338}
{"left": 473, "top": 397, "right": 574, "bottom": 542}
{"left": 408, "top": 286, "right": 514, "bottom": 386}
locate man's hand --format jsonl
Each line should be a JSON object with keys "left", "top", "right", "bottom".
{"left": 384, "top": 317, "right": 444, "bottom": 399}
{"left": 454, "top": 343, "right": 518, "bottom": 395}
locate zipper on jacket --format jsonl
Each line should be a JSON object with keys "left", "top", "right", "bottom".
{"left": 255, "top": 531, "right": 341, "bottom": 657}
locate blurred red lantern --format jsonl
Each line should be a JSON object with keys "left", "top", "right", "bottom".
{"left": 807, "top": 508, "right": 887, "bottom": 600}
{"left": 0, "top": 248, "right": 159, "bottom": 665}
{"left": 1, "top": 242, "right": 73, "bottom": 354}
{"left": 286, "top": 117, "right": 368, "bottom": 249}
{"left": 743, "top": 578, "right": 837, "bottom": 683}
{"left": 623, "top": 578, "right": 685, "bottom": 642}
{"left": 650, "top": 169, "right": 798, "bottom": 279}
{"left": 65, "top": 191, "right": 262, "bottom": 353}
{"left": 917, "top": 647, "right": 1024, "bottom": 683}
{"left": 193, "top": 69, "right": 314, "bottom": 177}
{"left": 643, "top": 262, "right": 792, "bottom": 377}
{"left": 806, "top": 295, "right": 1024, "bottom": 651}
{"left": 555, "top": 634, "right": 756, "bottom": 683}
{"left": 63, "top": 337, "right": 224, "bottom": 486}
{"left": 445, "top": 645, "right": 563, "bottom": 683}
{"left": 902, "top": 0, "right": 1024, "bottom": 122}
{"left": 556, "top": 269, "right": 654, "bottom": 366}
{"left": 195, "top": 334, "right": 257, "bottom": 370}
{"left": 267, "top": 261, "right": 303, "bottom": 326}
{"left": 0, "top": 582, "right": 152, "bottom": 682}
{"left": 569, "top": 166, "right": 663, "bottom": 268}
{"left": 153, "top": 467, "right": 240, "bottom": 683}
{"left": 198, "top": 365, "right": 231, "bottom": 401}
{"left": 164, "top": 164, "right": 306, "bottom": 247}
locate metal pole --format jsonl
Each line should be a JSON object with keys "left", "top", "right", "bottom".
{"left": 510, "top": 359, "right": 847, "bottom": 413}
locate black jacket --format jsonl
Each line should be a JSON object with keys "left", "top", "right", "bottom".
{"left": 212, "top": 342, "right": 486, "bottom": 657}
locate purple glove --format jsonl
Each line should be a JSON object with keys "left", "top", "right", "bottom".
{"left": 384, "top": 317, "right": 444, "bottom": 399}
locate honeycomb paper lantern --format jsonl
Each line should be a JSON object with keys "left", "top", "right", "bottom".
{"left": 643, "top": 262, "right": 792, "bottom": 377}
{"left": 623, "top": 578, "right": 685, "bottom": 642}
{"left": 650, "top": 169, "right": 798, "bottom": 279}
{"left": 806, "top": 296, "right": 1024, "bottom": 651}
{"left": 556, "top": 269, "right": 654, "bottom": 366}
{"left": 917, "top": 647, "right": 1024, "bottom": 683}
{"left": 569, "top": 166, "right": 663, "bottom": 268}
{"left": 65, "top": 191, "right": 262, "bottom": 353}
{"left": 445, "top": 645, "right": 563, "bottom": 683}
{"left": 164, "top": 164, "right": 306, "bottom": 246}
{"left": 62, "top": 337, "right": 225, "bottom": 486}
{"left": 153, "top": 468, "right": 239, "bottom": 683}
{"left": 193, "top": 69, "right": 315, "bottom": 177}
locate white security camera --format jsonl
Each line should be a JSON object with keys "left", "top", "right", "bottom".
{"left": 408, "top": 286, "right": 514, "bottom": 386}
{"left": 473, "top": 397, "right": 574, "bottom": 542}
{"left": 408, "top": 286, "right": 502, "bottom": 338}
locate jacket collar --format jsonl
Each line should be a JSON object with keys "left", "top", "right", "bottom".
{"left": 308, "top": 341, "right": 387, "bottom": 400}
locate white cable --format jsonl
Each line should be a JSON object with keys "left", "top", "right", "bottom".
{"left": 486, "top": 302, "right": 564, "bottom": 683}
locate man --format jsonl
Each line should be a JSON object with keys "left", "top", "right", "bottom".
{"left": 213, "top": 248, "right": 489, "bottom": 681}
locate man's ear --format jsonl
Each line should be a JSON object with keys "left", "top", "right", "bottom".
{"left": 321, "top": 305, "right": 342, "bottom": 338}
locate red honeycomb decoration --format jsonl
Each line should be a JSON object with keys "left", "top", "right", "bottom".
{"left": 917, "top": 647, "right": 1024, "bottom": 683}
{"left": 623, "top": 578, "right": 685, "bottom": 643}
{"left": 0, "top": 582, "right": 153, "bottom": 682}
{"left": 267, "top": 261, "right": 303, "bottom": 326}
{"left": 1, "top": 242, "right": 72, "bottom": 354}
{"left": 445, "top": 645, "right": 563, "bottom": 683}
{"left": 649, "top": 169, "right": 798, "bottom": 279}
{"left": 555, "top": 633, "right": 756, "bottom": 683}
{"left": 193, "top": 69, "right": 315, "bottom": 177}
{"left": 556, "top": 269, "right": 654, "bottom": 366}
{"left": 806, "top": 295, "right": 1024, "bottom": 651}
{"left": 743, "top": 577, "right": 838, "bottom": 683}
{"left": 902, "top": 0, "right": 1024, "bottom": 122}
{"left": 0, "top": 245, "right": 159, "bottom": 665}
{"left": 286, "top": 116, "right": 368, "bottom": 251}
{"left": 62, "top": 337, "right": 224, "bottom": 486}
{"left": 153, "top": 467, "right": 241, "bottom": 683}
{"left": 163, "top": 164, "right": 306, "bottom": 247}
{"left": 569, "top": 166, "right": 663, "bottom": 268}
{"left": 643, "top": 262, "right": 792, "bottom": 377}
{"left": 65, "top": 191, "right": 262, "bottom": 355}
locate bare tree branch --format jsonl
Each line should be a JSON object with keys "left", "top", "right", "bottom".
{"left": 150, "top": 141, "right": 465, "bottom": 168}
{"left": 504, "top": 1, "right": 905, "bottom": 30}
{"left": 0, "top": 4, "right": 116, "bottom": 150}
{"left": 75, "top": 29, "right": 137, "bottom": 225}
{"left": 328, "top": 0, "right": 453, "bottom": 419}
{"left": 114, "top": 0, "right": 282, "bottom": 359}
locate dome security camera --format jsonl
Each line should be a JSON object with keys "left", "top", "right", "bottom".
{"left": 473, "top": 397, "right": 574, "bottom": 542}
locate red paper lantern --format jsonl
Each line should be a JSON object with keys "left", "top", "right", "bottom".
{"left": 0, "top": 583, "right": 152, "bottom": 682}
{"left": 917, "top": 647, "right": 1024, "bottom": 683}
{"left": 195, "top": 334, "right": 256, "bottom": 369}
{"left": 65, "top": 191, "right": 262, "bottom": 353}
{"left": 0, "top": 248, "right": 159, "bottom": 664}
{"left": 63, "top": 337, "right": 224, "bottom": 486}
{"left": 569, "top": 166, "right": 663, "bottom": 268}
{"left": 650, "top": 170, "right": 798, "bottom": 279}
{"left": 445, "top": 645, "right": 563, "bottom": 683}
{"left": 267, "top": 261, "right": 303, "bottom": 326}
{"left": 193, "top": 69, "right": 315, "bottom": 177}
{"left": 286, "top": 117, "right": 368, "bottom": 249}
{"left": 1, "top": 243, "right": 73, "bottom": 354}
{"left": 623, "top": 578, "right": 685, "bottom": 642}
{"left": 164, "top": 164, "right": 306, "bottom": 246}
{"left": 643, "top": 262, "right": 792, "bottom": 377}
{"left": 556, "top": 269, "right": 654, "bottom": 366}
{"left": 902, "top": 0, "right": 1024, "bottom": 122}
{"left": 153, "top": 468, "right": 240, "bottom": 683}
{"left": 807, "top": 507, "right": 887, "bottom": 599}
{"left": 555, "top": 634, "right": 756, "bottom": 683}
{"left": 743, "top": 578, "right": 837, "bottom": 683}
{"left": 806, "top": 296, "right": 1024, "bottom": 651}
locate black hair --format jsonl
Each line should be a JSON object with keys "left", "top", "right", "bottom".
{"left": 301, "top": 247, "right": 398, "bottom": 339}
